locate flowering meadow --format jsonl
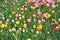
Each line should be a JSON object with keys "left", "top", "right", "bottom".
{"left": 0, "top": 0, "right": 60, "bottom": 40}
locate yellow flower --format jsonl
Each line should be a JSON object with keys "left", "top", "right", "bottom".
{"left": 23, "top": 23, "right": 27, "bottom": 29}
{"left": 52, "top": 10, "right": 55, "bottom": 13}
{"left": 17, "top": 8, "right": 19, "bottom": 11}
{"left": 12, "top": 11, "right": 16, "bottom": 14}
{"left": 38, "top": 24, "right": 42, "bottom": 30}
{"left": 33, "top": 25, "right": 36, "bottom": 29}
{"left": 16, "top": 20, "right": 20, "bottom": 25}
{"left": 22, "top": 15, "right": 25, "bottom": 19}
{"left": 31, "top": 6, "right": 36, "bottom": 10}
{"left": 1, "top": 24, "right": 5, "bottom": 28}
{"left": 36, "top": 24, "right": 42, "bottom": 30}
{"left": 5, "top": 24, "right": 7, "bottom": 27}
{"left": 27, "top": 38, "right": 31, "bottom": 40}
{"left": 15, "top": 24, "right": 17, "bottom": 27}
{"left": 44, "top": 13, "right": 51, "bottom": 19}
{"left": 12, "top": 28, "right": 16, "bottom": 32}
{"left": 27, "top": 0, "right": 31, "bottom": 3}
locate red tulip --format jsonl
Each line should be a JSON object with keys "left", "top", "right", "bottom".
{"left": 54, "top": 27, "right": 58, "bottom": 31}
{"left": 30, "top": 14, "right": 33, "bottom": 17}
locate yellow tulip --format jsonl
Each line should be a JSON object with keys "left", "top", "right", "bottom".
{"left": 27, "top": 38, "right": 31, "bottom": 40}
{"left": 23, "top": 23, "right": 27, "bottom": 29}
{"left": 16, "top": 20, "right": 20, "bottom": 25}
{"left": 31, "top": 6, "right": 36, "bottom": 10}
{"left": 5, "top": 24, "right": 7, "bottom": 27}
{"left": 52, "top": 10, "right": 55, "bottom": 13}
{"left": 33, "top": 25, "right": 36, "bottom": 29}
{"left": 12, "top": 11, "right": 16, "bottom": 14}
{"left": 12, "top": 28, "right": 16, "bottom": 32}
{"left": 27, "top": 0, "right": 31, "bottom": 3}
{"left": 1, "top": 24, "right": 5, "bottom": 28}
{"left": 38, "top": 24, "right": 42, "bottom": 30}
{"left": 22, "top": 15, "right": 25, "bottom": 19}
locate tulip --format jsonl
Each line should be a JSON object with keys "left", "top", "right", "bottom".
{"left": 38, "top": 20, "right": 42, "bottom": 24}
{"left": 16, "top": 14, "right": 19, "bottom": 18}
{"left": 27, "top": 19, "right": 32, "bottom": 23}
{"left": 51, "top": 22, "right": 54, "bottom": 26}
{"left": 41, "top": 19, "right": 45, "bottom": 23}
{"left": 38, "top": 11, "right": 42, "bottom": 15}
{"left": 52, "top": 4, "right": 56, "bottom": 9}
{"left": 46, "top": 3, "right": 50, "bottom": 8}
{"left": 58, "top": 18, "right": 60, "bottom": 22}
{"left": 33, "top": 14, "right": 36, "bottom": 18}
{"left": 6, "top": 19, "right": 10, "bottom": 23}
{"left": 54, "top": 27, "right": 58, "bottom": 31}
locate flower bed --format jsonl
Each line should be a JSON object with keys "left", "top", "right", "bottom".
{"left": 0, "top": 0, "right": 60, "bottom": 40}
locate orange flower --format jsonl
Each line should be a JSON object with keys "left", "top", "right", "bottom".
{"left": 55, "top": 21, "right": 59, "bottom": 25}
{"left": 36, "top": 24, "right": 42, "bottom": 31}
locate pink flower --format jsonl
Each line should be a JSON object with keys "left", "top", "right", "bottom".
{"left": 38, "top": 11, "right": 42, "bottom": 15}
{"left": 42, "top": 2, "right": 46, "bottom": 5}
{"left": 32, "top": 0, "right": 36, "bottom": 3}
{"left": 33, "top": 14, "right": 36, "bottom": 18}
{"left": 47, "top": 0, "right": 53, "bottom": 4}
{"left": 52, "top": 4, "right": 56, "bottom": 9}
{"left": 46, "top": 3, "right": 50, "bottom": 8}
{"left": 38, "top": 20, "right": 42, "bottom": 24}
{"left": 58, "top": 0, "right": 60, "bottom": 2}
{"left": 41, "top": 19, "right": 45, "bottom": 23}
{"left": 27, "top": 19, "right": 32, "bottom": 23}
{"left": 34, "top": 3, "right": 40, "bottom": 8}
{"left": 16, "top": 14, "right": 19, "bottom": 18}
{"left": 6, "top": 19, "right": 10, "bottom": 23}
{"left": 42, "top": 0, "right": 46, "bottom": 2}
{"left": 52, "top": 1, "right": 55, "bottom": 4}
{"left": 37, "top": 0, "right": 41, "bottom": 2}
{"left": 30, "top": 0, "right": 33, "bottom": 2}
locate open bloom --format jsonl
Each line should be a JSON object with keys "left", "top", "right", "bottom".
{"left": 44, "top": 13, "right": 51, "bottom": 19}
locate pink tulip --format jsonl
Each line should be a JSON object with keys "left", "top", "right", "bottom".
{"left": 32, "top": 0, "right": 36, "bottom": 3}
{"left": 16, "top": 14, "right": 19, "bottom": 18}
{"left": 34, "top": 3, "right": 40, "bottom": 8}
{"left": 58, "top": 0, "right": 60, "bottom": 2}
{"left": 42, "top": 2, "right": 46, "bottom": 5}
{"left": 41, "top": 19, "right": 45, "bottom": 23}
{"left": 47, "top": 0, "right": 53, "bottom": 4}
{"left": 58, "top": 18, "right": 60, "bottom": 22}
{"left": 52, "top": 1, "right": 55, "bottom": 4}
{"left": 6, "top": 19, "right": 10, "bottom": 23}
{"left": 42, "top": 0, "right": 46, "bottom": 2}
{"left": 38, "top": 20, "right": 42, "bottom": 24}
{"left": 46, "top": 3, "right": 50, "bottom": 8}
{"left": 38, "top": 11, "right": 42, "bottom": 15}
{"left": 52, "top": 4, "right": 56, "bottom": 9}
{"left": 30, "top": 0, "right": 33, "bottom": 2}
{"left": 37, "top": 0, "right": 41, "bottom": 2}
{"left": 33, "top": 14, "right": 36, "bottom": 18}
{"left": 27, "top": 19, "right": 32, "bottom": 23}
{"left": 38, "top": 15, "right": 42, "bottom": 17}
